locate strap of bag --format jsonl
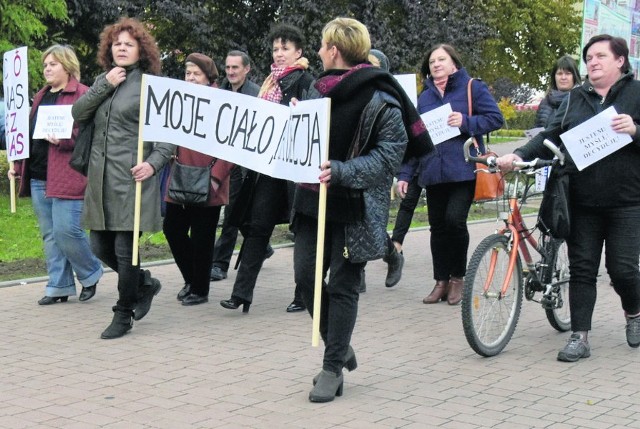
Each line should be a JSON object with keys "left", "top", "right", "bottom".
{"left": 467, "top": 78, "right": 482, "bottom": 156}
{"left": 174, "top": 146, "right": 217, "bottom": 168}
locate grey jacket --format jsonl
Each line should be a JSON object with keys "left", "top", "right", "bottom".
{"left": 72, "top": 66, "right": 174, "bottom": 231}
{"left": 330, "top": 91, "right": 408, "bottom": 262}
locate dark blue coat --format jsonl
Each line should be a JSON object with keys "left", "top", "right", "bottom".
{"left": 398, "top": 68, "right": 503, "bottom": 186}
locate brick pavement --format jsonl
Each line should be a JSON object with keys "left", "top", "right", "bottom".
{"left": 1, "top": 221, "right": 639, "bottom": 429}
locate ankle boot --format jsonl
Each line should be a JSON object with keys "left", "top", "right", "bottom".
{"left": 383, "top": 247, "right": 404, "bottom": 287}
{"left": 313, "top": 345, "right": 357, "bottom": 385}
{"left": 309, "top": 370, "right": 343, "bottom": 403}
{"left": 447, "top": 277, "right": 464, "bottom": 305}
{"left": 423, "top": 280, "right": 449, "bottom": 304}
{"left": 101, "top": 307, "right": 133, "bottom": 339}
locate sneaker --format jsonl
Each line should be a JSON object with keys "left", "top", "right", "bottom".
{"left": 557, "top": 333, "right": 590, "bottom": 362}
{"left": 626, "top": 315, "right": 640, "bottom": 348}
{"left": 210, "top": 266, "right": 227, "bottom": 281}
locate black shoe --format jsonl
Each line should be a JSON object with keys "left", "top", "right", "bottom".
{"left": 220, "top": 297, "right": 250, "bottom": 313}
{"left": 134, "top": 272, "right": 162, "bottom": 321}
{"left": 79, "top": 285, "right": 97, "bottom": 302}
{"left": 101, "top": 307, "right": 133, "bottom": 339}
{"left": 264, "top": 245, "right": 275, "bottom": 260}
{"left": 210, "top": 266, "right": 227, "bottom": 281}
{"left": 357, "top": 269, "right": 366, "bottom": 293}
{"left": 286, "top": 301, "right": 306, "bottom": 313}
{"left": 383, "top": 248, "right": 404, "bottom": 287}
{"left": 176, "top": 283, "right": 191, "bottom": 301}
{"left": 38, "top": 296, "right": 68, "bottom": 305}
{"left": 181, "top": 293, "right": 209, "bottom": 306}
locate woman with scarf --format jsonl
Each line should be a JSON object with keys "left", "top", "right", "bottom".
{"left": 293, "top": 17, "right": 432, "bottom": 402}
{"left": 398, "top": 44, "right": 503, "bottom": 306}
{"left": 534, "top": 55, "right": 581, "bottom": 128}
{"left": 220, "top": 24, "right": 314, "bottom": 313}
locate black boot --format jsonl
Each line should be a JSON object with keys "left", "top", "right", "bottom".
{"left": 101, "top": 307, "right": 133, "bottom": 339}
{"left": 134, "top": 270, "right": 162, "bottom": 321}
{"left": 383, "top": 247, "right": 404, "bottom": 287}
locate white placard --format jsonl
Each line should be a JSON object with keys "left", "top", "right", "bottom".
{"left": 560, "top": 106, "right": 632, "bottom": 171}
{"left": 420, "top": 103, "right": 461, "bottom": 145}
{"left": 32, "top": 105, "right": 74, "bottom": 139}
{"left": 3, "top": 46, "right": 30, "bottom": 161}
{"left": 141, "top": 74, "right": 329, "bottom": 183}
{"left": 394, "top": 74, "right": 417, "bottom": 107}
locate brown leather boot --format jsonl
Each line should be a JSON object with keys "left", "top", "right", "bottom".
{"left": 447, "top": 277, "right": 464, "bottom": 305}
{"left": 423, "top": 280, "right": 449, "bottom": 304}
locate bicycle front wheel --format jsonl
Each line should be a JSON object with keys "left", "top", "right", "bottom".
{"left": 462, "top": 234, "right": 523, "bottom": 357}
{"left": 545, "top": 239, "right": 571, "bottom": 332}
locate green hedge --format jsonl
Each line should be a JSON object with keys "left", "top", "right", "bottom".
{"left": 507, "top": 109, "right": 537, "bottom": 130}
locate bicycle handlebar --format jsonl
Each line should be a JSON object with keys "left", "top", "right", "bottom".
{"left": 462, "top": 137, "right": 565, "bottom": 171}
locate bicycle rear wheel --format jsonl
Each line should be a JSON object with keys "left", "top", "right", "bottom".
{"left": 545, "top": 239, "right": 571, "bottom": 332}
{"left": 462, "top": 234, "right": 523, "bottom": 357}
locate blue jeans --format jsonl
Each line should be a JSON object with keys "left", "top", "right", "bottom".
{"left": 567, "top": 204, "right": 640, "bottom": 331}
{"left": 30, "top": 179, "right": 103, "bottom": 297}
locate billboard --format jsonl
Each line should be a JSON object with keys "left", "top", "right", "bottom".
{"left": 581, "top": 0, "right": 640, "bottom": 78}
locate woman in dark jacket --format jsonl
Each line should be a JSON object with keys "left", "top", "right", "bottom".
{"left": 294, "top": 17, "right": 431, "bottom": 402}
{"left": 219, "top": 24, "right": 314, "bottom": 313}
{"left": 10, "top": 45, "right": 103, "bottom": 305}
{"left": 72, "top": 17, "right": 174, "bottom": 339}
{"left": 498, "top": 34, "right": 640, "bottom": 362}
{"left": 398, "top": 44, "right": 503, "bottom": 306}
{"left": 165, "top": 53, "right": 234, "bottom": 306}
{"left": 534, "top": 55, "right": 581, "bottom": 128}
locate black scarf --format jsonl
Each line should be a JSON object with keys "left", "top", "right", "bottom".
{"left": 316, "top": 65, "right": 434, "bottom": 162}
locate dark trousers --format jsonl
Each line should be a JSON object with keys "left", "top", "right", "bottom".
{"left": 391, "top": 176, "right": 423, "bottom": 245}
{"left": 426, "top": 180, "right": 476, "bottom": 280}
{"left": 294, "top": 214, "right": 363, "bottom": 374}
{"left": 90, "top": 230, "right": 140, "bottom": 311}
{"left": 567, "top": 204, "right": 640, "bottom": 331}
{"left": 230, "top": 175, "right": 287, "bottom": 303}
{"left": 163, "top": 203, "right": 221, "bottom": 296}
{"left": 212, "top": 165, "right": 243, "bottom": 272}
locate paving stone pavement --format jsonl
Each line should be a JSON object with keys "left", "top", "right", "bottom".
{"left": 1, "top": 221, "right": 639, "bottom": 429}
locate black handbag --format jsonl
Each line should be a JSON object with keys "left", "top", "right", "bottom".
{"left": 167, "top": 157, "right": 215, "bottom": 205}
{"left": 537, "top": 165, "right": 571, "bottom": 239}
{"left": 69, "top": 121, "right": 94, "bottom": 176}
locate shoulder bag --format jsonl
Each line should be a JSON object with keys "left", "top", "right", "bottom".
{"left": 537, "top": 163, "right": 571, "bottom": 239}
{"left": 468, "top": 79, "right": 504, "bottom": 202}
{"left": 69, "top": 121, "right": 94, "bottom": 176}
{"left": 167, "top": 154, "right": 216, "bottom": 206}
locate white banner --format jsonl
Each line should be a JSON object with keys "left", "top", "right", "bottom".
{"left": 560, "top": 106, "right": 632, "bottom": 171}
{"left": 3, "top": 46, "right": 29, "bottom": 161}
{"left": 141, "top": 74, "right": 329, "bottom": 183}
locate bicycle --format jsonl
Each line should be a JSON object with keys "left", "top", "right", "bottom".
{"left": 461, "top": 138, "right": 571, "bottom": 357}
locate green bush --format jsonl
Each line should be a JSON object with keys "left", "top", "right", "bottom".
{"left": 508, "top": 109, "right": 537, "bottom": 130}
{"left": 491, "top": 129, "right": 525, "bottom": 138}
{"left": 0, "top": 151, "right": 9, "bottom": 196}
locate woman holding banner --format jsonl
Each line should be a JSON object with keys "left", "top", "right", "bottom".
{"left": 72, "top": 17, "right": 174, "bottom": 339}
{"left": 9, "top": 44, "right": 103, "bottom": 305}
{"left": 497, "top": 34, "right": 640, "bottom": 362}
{"left": 293, "top": 17, "right": 431, "bottom": 402}
{"left": 219, "top": 23, "right": 314, "bottom": 314}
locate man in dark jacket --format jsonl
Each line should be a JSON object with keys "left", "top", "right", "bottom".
{"left": 209, "top": 51, "right": 274, "bottom": 282}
